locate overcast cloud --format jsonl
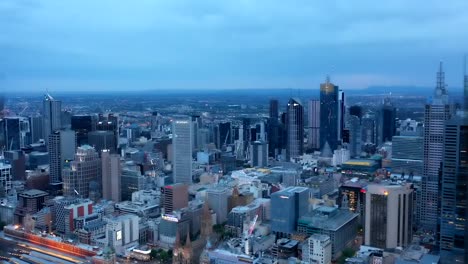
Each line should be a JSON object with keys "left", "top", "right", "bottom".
{"left": 1, "top": 0, "right": 468, "bottom": 92}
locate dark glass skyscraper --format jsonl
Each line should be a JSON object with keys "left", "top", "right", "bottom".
{"left": 286, "top": 98, "right": 304, "bottom": 160}
{"left": 71, "top": 114, "right": 96, "bottom": 146}
{"left": 268, "top": 99, "right": 279, "bottom": 157}
{"left": 440, "top": 117, "right": 467, "bottom": 263}
{"left": 320, "top": 78, "right": 339, "bottom": 151}
{"left": 377, "top": 98, "right": 397, "bottom": 144}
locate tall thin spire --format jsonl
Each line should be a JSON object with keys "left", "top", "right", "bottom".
{"left": 433, "top": 62, "right": 449, "bottom": 104}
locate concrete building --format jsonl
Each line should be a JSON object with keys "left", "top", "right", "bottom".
{"left": 172, "top": 118, "right": 193, "bottom": 184}
{"left": 365, "top": 183, "right": 414, "bottom": 249}
{"left": 105, "top": 214, "right": 139, "bottom": 250}
{"left": 332, "top": 147, "right": 350, "bottom": 166}
{"left": 14, "top": 189, "right": 48, "bottom": 225}
{"left": 48, "top": 130, "right": 76, "bottom": 184}
{"left": 250, "top": 140, "right": 268, "bottom": 167}
{"left": 305, "top": 234, "right": 332, "bottom": 264}
{"left": 0, "top": 162, "right": 12, "bottom": 195}
{"left": 42, "top": 93, "right": 62, "bottom": 144}
{"left": 163, "top": 183, "right": 188, "bottom": 214}
{"left": 62, "top": 145, "right": 101, "bottom": 199}
{"left": 297, "top": 206, "right": 358, "bottom": 260}
{"left": 101, "top": 150, "right": 121, "bottom": 202}
{"left": 271, "top": 186, "right": 309, "bottom": 236}
{"left": 207, "top": 187, "right": 231, "bottom": 224}
{"left": 52, "top": 197, "right": 93, "bottom": 235}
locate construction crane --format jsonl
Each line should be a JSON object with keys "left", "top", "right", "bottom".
{"left": 244, "top": 214, "right": 258, "bottom": 255}
{"left": 223, "top": 130, "right": 230, "bottom": 147}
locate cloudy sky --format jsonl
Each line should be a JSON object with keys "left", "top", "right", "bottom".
{"left": 1, "top": 0, "right": 468, "bottom": 92}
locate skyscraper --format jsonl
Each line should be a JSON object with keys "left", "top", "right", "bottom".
{"left": 271, "top": 186, "right": 309, "bottom": 236}
{"left": 320, "top": 78, "right": 339, "bottom": 151}
{"left": 365, "top": 183, "right": 414, "bottom": 249}
{"left": 268, "top": 99, "right": 280, "bottom": 157}
{"left": 101, "top": 150, "right": 121, "bottom": 202}
{"left": 439, "top": 117, "right": 468, "bottom": 263}
{"left": 29, "top": 116, "right": 43, "bottom": 144}
{"left": 250, "top": 140, "right": 268, "bottom": 167}
{"left": 391, "top": 136, "right": 423, "bottom": 176}
{"left": 420, "top": 63, "right": 451, "bottom": 233}
{"left": 377, "top": 98, "right": 397, "bottom": 145}
{"left": 48, "top": 130, "right": 76, "bottom": 184}
{"left": 2, "top": 117, "right": 30, "bottom": 150}
{"left": 346, "top": 115, "right": 361, "bottom": 157}
{"left": 172, "top": 118, "right": 193, "bottom": 184}
{"left": 286, "top": 98, "right": 304, "bottom": 160}
{"left": 62, "top": 145, "right": 101, "bottom": 198}
{"left": 71, "top": 114, "right": 96, "bottom": 146}
{"left": 439, "top": 59, "right": 468, "bottom": 263}
{"left": 307, "top": 100, "right": 320, "bottom": 150}
{"left": 42, "top": 93, "right": 62, "bottom": 143}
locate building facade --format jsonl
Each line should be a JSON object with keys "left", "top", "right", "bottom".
{"left": 420, "top": 63, "right": 451, "bottom": 233}
{"left": 286, "top": 98, "right": 304, "bottom": 160}
{"left": 364, "top": 183, "right": 414, "bottom": 249}
{"left": 172, "top": 118, "right": 193, "bottom": 184}
{"left": 62, "top": 145, "right": 101, "bottom": 198}
{"left": 320, "top": 78, "right": 339, "bottom": 151}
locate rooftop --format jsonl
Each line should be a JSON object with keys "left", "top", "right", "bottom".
{"left": 299, "top": 207, "right": 358, "bottom": 232}
{"left": 19, "top": 189, "right": 48, "bottom": 198}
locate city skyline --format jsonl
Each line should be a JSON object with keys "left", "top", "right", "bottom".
{"left": 1, "top": 1, "right": 468, "bottom": 92}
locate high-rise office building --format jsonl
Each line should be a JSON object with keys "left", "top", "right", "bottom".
{"left": 207, "top": 187, "right": 231, "bottom": 224}
{"left": 88, "top": 130, "right": 116, "bottom": 154}
{"left": 29, "top": 116, "right": 43, "bottom": 144}
{"left": 62, "top": 145, "right": 101, "bottom": 198}
{"left": 346, "top": 115, "right": 361, "bottom": 157}
{"left": 377, "top": 98, "right": 397, "bottom": 145}
{"left": 71, "top": 114, "right": 96, "bottom": 146}
{"left": 42, "top": 93, "right": 62, "bottom": 144}
{"left": 2, "top": 117, "right": 29, "bottom": 150}
{"left": 420, "top": 63, "right": 451, "bottom": 233}
{"left": 320, "top": 78, "right": 339, "bottom": 151}
{"left": 163, "top": 183, "right": 188, "bottom": 214}
{"left": 48, "top": 130, "right": 76, "bottom": 184}
{"left": 338, "top": 90, "right": 345, "bottom": 141}
{"left": 250, "top": 140, "right": 268, "bottom": 167}
{"left": 0, "top": 162, "right": 12, "bottom": 195}
{"left": 286, "top": 98, "right": 304, "bottom": 160}
{"left": 268, "top": 99, "right": 280, "bottom": 157}
{"left": 365, "top": 183, "right": 414, "bottom": 249}
{"left": 271, "top": 186, "right": 309, "bottom": 236}
{"left": 361, "top": 113, "right": 377, "bottom": 145}
{"left": 391, "top": 136, "right": 423, "bottom": 176}
{"left": 218, "top": 122, "right": 232, "bottom": 148}
{"left": 4, "top": 150, "right": 26, "bottom": 181}
{"left": 308, "top": 100, "right": 320, "bottom": 150}
{"left": 101, "top": 150, "right": 121, "bottom": 202}
{"left": 172, "top": 118, "right": 193, "bottom": 184}
{"left": 121, "top": 166, "right": 145, "bottom": 201}
{"left": 439, "top": 88, "right": 468, "bottom": 262}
